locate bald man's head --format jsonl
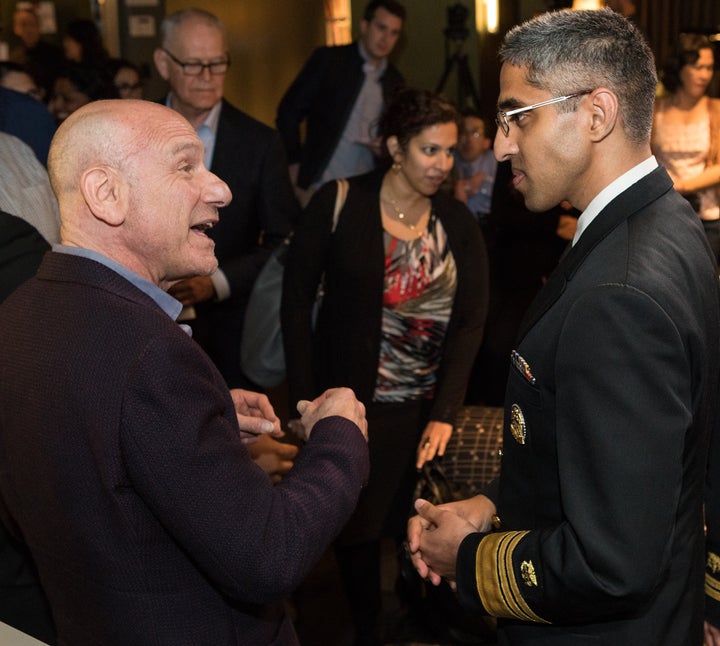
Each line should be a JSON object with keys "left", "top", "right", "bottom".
{"left": 47, "top": 99, "right": 231, "bottom": 289}
{"left": 49, "top": 100, "right": 175, "bottom": 200}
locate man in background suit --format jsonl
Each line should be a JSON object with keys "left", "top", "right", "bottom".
{"left": 154, "top": 8, "right": 299, "bottom": 390}
{"left": 276, "top": 0, "right": 405, "bottom": 201}
{"left": 0, "top": 98, "right": 369, "bottom": 645}
{"left": 408, "top": 9, "right": 720, "bottom": 645}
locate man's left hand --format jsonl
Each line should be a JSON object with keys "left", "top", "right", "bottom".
{"left": 407, "top": 498, "right": 478, "bottom": 584}
{"left": 168, "top": 276, "right": 215, "bottom": 305}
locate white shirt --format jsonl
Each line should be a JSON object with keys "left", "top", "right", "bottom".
{"left": 573, "top": 156, "right": 658, "bottom": 246}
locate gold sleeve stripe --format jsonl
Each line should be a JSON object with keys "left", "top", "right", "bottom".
{"left": 476, "top": 531, "right": 550, "bottom": 624}
{"left": 706, "top": 572, "right": 720, "bottom": 602}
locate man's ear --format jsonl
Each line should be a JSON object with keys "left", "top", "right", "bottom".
{"left": 153, "top": 47, "right": 170, "bottom": 81}
{"left": 80, "top": 166, "right": 127, "bottom": 227}
{"left": 588, "top": 89, "right": 618, "bottom": 142}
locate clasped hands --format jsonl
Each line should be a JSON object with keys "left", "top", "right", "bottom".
{"left": 407, "top": 494, "right": 496, "bottom": 586}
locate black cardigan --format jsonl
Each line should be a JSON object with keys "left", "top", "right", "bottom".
{"left": 281, "top": 169, "right": 489, "bottom": 424}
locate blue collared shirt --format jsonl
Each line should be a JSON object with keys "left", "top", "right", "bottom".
{"left": 318, "top": 41, "right": 388, "bottom": 186}
{"left": 52, "top": 244, "right": 192, "bottom": 335}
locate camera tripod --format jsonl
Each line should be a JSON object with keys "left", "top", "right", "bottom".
{"left": 435, "top": 39, "right": 481, "bottom": 109}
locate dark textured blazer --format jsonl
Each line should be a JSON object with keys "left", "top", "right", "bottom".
{"left": 281, "top": 170, "right": 488, "bottom": 424}
{"left": 0, "top": 252, "right": 369, "bottom": 646}
{"left": 0, "top": 210, "right": 49, "bottom": 303}
{"left": 0, "top": 210, "right": 55, "bottom": 644}
{"left": 276, "top": 43, "right": 404, "bottom": 189}
{"left": 455, "top": 167, "right": 720, "bottom": 645}
{"left": 189, "top": 99, "right": 299, "bottom": 385}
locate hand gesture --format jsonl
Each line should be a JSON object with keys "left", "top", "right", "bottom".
{"left": 294, "top": 387, "right": 367, "bottom": 441}
{"left": 230, "top": 389, "right": 283, "bottom": 443}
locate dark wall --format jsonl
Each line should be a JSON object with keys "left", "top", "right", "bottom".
{"left": 3, "top": 1, "right": 719, "bottom": 124}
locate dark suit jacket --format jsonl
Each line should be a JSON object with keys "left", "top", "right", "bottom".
{"left": 0, "top": 210, "right": 49, "bottom": 302}
{"left": 0, "top": 210, "right": 55, "bottom": 644}
{"left": 281, "top": 170, "right": 488, "bottom": 424}
{"left": 455, "top": 167, "right": 720, "bottom": 645}
{"left": 0, "top": 251, "right": 369, "bottom": 645}
{"left": 189, "top": 99, "right": 299, "bottom": 386}
{"left": 276, "top": 43, "right": 404, "bottom": 189}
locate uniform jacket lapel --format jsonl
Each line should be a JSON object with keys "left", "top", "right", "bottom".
{"left": 515, "top": 166, "right": 675, "bottom": 343}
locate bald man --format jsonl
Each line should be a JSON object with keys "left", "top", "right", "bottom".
{"left": 0, "top": 99, "right": 369, "bottom": 646}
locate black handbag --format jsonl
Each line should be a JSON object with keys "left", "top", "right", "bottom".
{"left": 396, "top": 455, "right": 498, "bottom": 645}
{"left": 240, "top": 179, "right": 348, "bottom": 387}
{"left": 412, "top": 458, "right": 473, "bottom": 507}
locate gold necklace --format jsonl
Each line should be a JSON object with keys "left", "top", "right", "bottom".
{"left": 382, "top": 193, "right": 428, "bottom": 232}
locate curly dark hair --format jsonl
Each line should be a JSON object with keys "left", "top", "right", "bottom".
{"left": 377, "top": 88, "right": 461, "bottom": 151}
{"left": 662, "top": 33, "right": 714, "bottom": 94}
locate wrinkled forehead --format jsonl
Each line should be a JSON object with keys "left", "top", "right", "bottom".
{"left": 126, "top": 112, "right": 202, "bottom": 160}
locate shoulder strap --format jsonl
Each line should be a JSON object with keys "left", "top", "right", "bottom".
{"left": 332, "top": 179, "right": 348, "bottom": 233}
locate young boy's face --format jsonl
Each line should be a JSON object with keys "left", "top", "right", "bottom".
{"left": 457, "top": 116, "right": 491, "bottom": 162}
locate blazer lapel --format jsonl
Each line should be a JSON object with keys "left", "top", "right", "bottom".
{"left": 515, "top": 166, "right": 674, "bottom": 343}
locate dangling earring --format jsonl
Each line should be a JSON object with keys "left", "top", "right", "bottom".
{"left": 392, "top": 161, "right": 402, "bottom": 173}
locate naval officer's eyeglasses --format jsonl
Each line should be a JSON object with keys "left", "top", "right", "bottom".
{"left": 161, "top": 48, "right": 230, "bottom": 76}
{"left": 495, "top": 90, "right": 593, "bottom": 137}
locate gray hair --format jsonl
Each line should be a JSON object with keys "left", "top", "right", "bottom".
{"left": 499, "top": 8, "right": 657, "bottom": 145}
{"left": 159, "top": 8, "right": 225, "bottom": 48}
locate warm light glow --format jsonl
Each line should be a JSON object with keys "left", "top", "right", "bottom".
{"left": 475, "top": 0, "right": 499, "bottom": 34}
{"left": 571, "top": 0, "right": 604, "bottom": 8}
{"left": 324, "top": 0, "right": 351, "bottom": 45}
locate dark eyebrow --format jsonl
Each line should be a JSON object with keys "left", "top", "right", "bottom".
{"left": 497, "top": 98, "right": 524, "bottom": 112}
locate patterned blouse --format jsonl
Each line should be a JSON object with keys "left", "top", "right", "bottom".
{"left": 373, "top": 212, "right": 457, "bottom": 402}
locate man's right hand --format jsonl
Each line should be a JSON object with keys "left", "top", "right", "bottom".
{"left": 294, "top": 387, "right": 368, "bottom": 442}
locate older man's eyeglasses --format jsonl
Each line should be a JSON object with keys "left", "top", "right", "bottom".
{"left": 161, "top": 48, "right": 230, "bottom": 76}
{"left": 495, "top": 90, "right": 592, "bottom": 137}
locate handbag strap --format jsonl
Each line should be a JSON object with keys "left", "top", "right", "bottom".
{"left": 332, "top": 178, "right": 348, "bottom": 233}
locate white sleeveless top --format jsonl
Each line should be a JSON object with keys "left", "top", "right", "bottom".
{"left": 653, "top": 109, "right": 720, "bottom": 220}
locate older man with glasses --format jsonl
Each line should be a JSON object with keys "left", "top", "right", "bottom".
{"left": 153, "top": 8, "right": 300, "bottom": 482}
{"left": 153, "top": 9, "right": 299, "bottom": 391}
{"left": 408, "top": 9, "right": 720, "bottom": 645}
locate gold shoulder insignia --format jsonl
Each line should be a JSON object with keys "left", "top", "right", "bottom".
{"left": 708, "top": 552, "right": 720, "bottom": 574}
{"left": 520, "top": 560, "right": 538, "bottom": 587}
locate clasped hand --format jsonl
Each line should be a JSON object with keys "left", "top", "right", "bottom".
{"left": 407, "top": 494, "right": 496, "bottom": 586}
